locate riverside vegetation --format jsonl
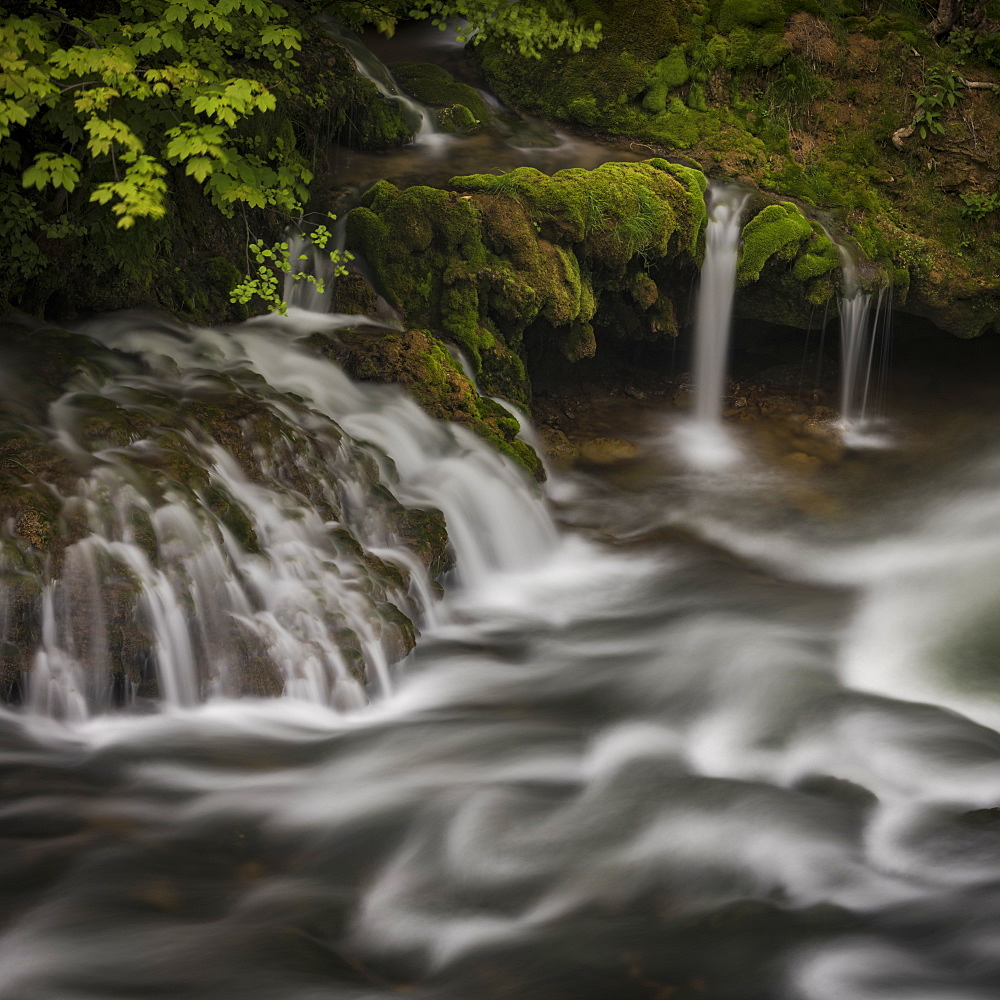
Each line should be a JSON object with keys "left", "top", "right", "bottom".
{"left": 5, "top": 2, "right": 1000, "bottom": 470}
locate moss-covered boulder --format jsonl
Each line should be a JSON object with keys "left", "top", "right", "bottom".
{"left": 391, "top": 62, "right": 491, "bottom": 133}
{"left": 346, "top": 159, "right": 707, "bottom": 398}
{"left": 331, "top": 269, "right": 380, "bottom": 316}
{"left": 304, "top": 327, "right": 542, "bottom": 479}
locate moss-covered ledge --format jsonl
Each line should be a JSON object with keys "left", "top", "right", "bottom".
{"left": 302, "top": 326, "right": 544, "bottom": 479}
{"left": 473, "top": 2, "right": 1000, "bottom": 342}
{"left": 345, "top": 159, "right": 708, "bottom": 401}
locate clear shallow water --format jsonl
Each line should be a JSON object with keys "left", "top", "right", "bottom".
{"left": 6, "top": 361, "right": 1000, "bottom": 999}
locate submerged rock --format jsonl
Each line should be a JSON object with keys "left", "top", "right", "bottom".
{"left": 538, "top": 426, "right": 579, "bottom": 467}
{"left": 579, "top": 437, "right": 641, "bottom": 464}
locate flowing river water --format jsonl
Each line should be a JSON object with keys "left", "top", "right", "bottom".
{"left": 6, "top": 24, "right": 1000, "bottom": 1000}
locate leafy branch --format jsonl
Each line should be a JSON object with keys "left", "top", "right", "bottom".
{"left": 229, "top": 215, "right": 354, "bottom": 315}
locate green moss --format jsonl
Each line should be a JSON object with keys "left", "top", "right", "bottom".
{"left": 718, "top": 0, "right": 787, "bottom": 33}
{"left": 204, "top": 484, "right": 259, "bottom": 553}
{"left": 791, "top": 226, "right": 839, "bottom": 283}
{"left": 630, "top": 271, "right": 660, "bottom": 309}
{"left": 347, "top": 160, "right": 706, "bottom": 409}
{"left": 325, "top": 327, "right": 542, "bottom": 478}
{"left": 391, "top": 62, "right": 491, "bottom": 127}
{"left": 650, "top": 159, "right": 709, "bottom": 256}
{"left": 438, "top": 103, "right": 480, "bottom": 134}
{"left": 651, "top": 97, "right": 703, "bottom": 147}
{"left": 399, "top": 506, "right": 453, "bottom": 580}
{"left": 642, "top": 48, "right": 690, "bottom": 112}
{"left": 330, "top": 270, "right": 378, "bottom": 316}
{"left": 737, "top": 202, "right": 812, "bottom": 283}
{"left": 688, "top": 82, "right": 709, "bottom": 112}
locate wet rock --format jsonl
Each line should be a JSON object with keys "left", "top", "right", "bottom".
{"left": 580, "top": 437, "right": 640, "bottom": 464}
{"left": 538, "top": 426, "right": 578, "bottom": 467}
{"left": 330, "top": 270, "right": 378, "bottom": 317}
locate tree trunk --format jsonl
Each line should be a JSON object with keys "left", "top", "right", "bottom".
{"left": 928, "top": 0, "right": 964, "bottom": 36}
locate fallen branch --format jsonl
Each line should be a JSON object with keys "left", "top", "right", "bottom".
{"left": 892, "top": 122, "right": 915, "bottom": 149}
{"left": 962, "top": 78, "right": 1000, "bottom": 92}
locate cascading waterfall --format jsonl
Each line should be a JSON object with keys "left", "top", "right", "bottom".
{"left": 327, "top": 21, "right": 450, "bottom": 151}
{"left": 677, "top": 184, "right": 749, "bottom": 467}
{"left": 5, "top": 314, "right": 554, "bottom": 718}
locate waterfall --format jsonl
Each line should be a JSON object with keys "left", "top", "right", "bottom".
{"left": 837, "top": 249, "right": 892, "bottom": 433}
{"left": 282, "top": 214, "right": 348, "bottom": 314}
{"left": 692, "top": 186, "right": 749, "bottom": 425}
{"left": 677, "top": 184, "right": 749, "bottom": 468}
{"left": 6, "top": 314, "right": 554, "bottom": 718}
{"left": 327, "top": 21, "right": 450, "bottom": 152}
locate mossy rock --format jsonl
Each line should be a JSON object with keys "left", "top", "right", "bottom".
{"left": 391, "top": 62, "right": 491, "bottom": 129}
{"left": 331, "top": 269, "right": 379, "bottom": 316}
{"left": 305, "top": 326, "right": 544, "bottom": 480}
{"left": 346, "top": 160, "right": 708, "bottom": 400}
{"left": 438, "top": 103, "right": 480, "bottom": 135}
{"left": 737, "top": 202, "right": 813, "bottom": 284}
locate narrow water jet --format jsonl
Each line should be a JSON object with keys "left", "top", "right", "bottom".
{"left": 677, "top": 184, "right": 749, "bottom": 469}
{"left": 838, "top": 251, "right": 874, "bottom": 423}
{"left": 837, "top": 249, "right": 893, "bottom": 437}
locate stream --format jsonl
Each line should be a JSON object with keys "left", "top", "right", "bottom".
{"left": 4, "top": 22, "right": 1000, "bottom": 1000}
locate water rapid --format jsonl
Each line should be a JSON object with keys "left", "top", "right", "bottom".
{"left": 6, "top": 355, "right": 1000, "bottom": 998}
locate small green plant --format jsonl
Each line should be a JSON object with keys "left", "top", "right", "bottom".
{"left": 229, "top": 215, "right": 353, "bottom": 315}
{"left": 949, "top": 26, "right": 976, "bottom": 64}
{"left": 911, "top": 64, "right": 965, "bottom": 139}
{"left": 959, "top": 191, "right": 1000, "bottom": 221}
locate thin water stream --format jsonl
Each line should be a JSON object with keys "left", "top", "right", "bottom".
{"left": 3, "top": 23, "right": 1000, "bottom": 1000}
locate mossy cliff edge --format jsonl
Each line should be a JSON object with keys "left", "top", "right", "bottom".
{"left": 476, "top": 0, "right": 1000, "bottom": 338}
{"left": 344, "top": 160, "right": 867, "bottom": 401}
{"left": 346, "top": 159, "right": 709, "bottom": 401}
